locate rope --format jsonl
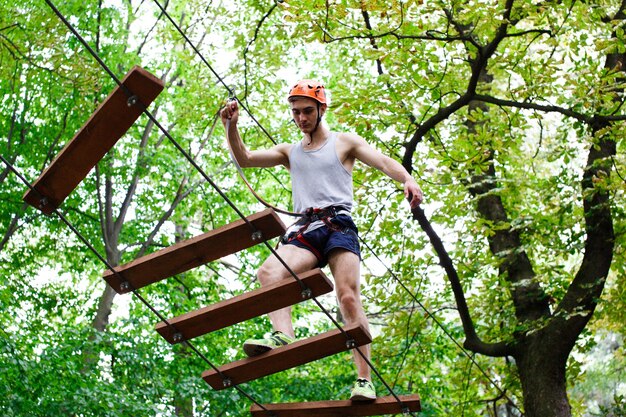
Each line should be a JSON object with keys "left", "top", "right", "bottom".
{"left": 0, "top": 154, "right": 274, "bottom": 415}
{"left": 357, "top": 234, "right": 519, "bottom": 408}
{"left": 225, "top": 117, "right": 301, "bottom": 217}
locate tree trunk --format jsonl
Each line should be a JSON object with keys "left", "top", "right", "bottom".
{"left": 173, "top": 380, "right": 194, "bottom": 417}
{"left": 92, "top": 284, "right": 119, "bottom": 332}
{"left": 172, "top": 223, "right": 194, "bottom": 417}
{"left": 516, "top": 334, "right": 571, "bottom": 417}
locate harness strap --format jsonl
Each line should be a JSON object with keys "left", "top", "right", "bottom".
{"left": 295, "top": 234, "right": 322, "bottom": 260}
{"left": 283, "top": 205, "right": 350, "bottom": 244}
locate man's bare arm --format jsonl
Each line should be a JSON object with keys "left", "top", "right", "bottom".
{"left": 346, "top": 133, "right": 423, "bottom": 208}
{"left": 221, "top": 100, "right": 291, "bottom": 168}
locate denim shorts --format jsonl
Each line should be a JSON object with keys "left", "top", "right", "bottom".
{"left": 284, "top": 214, "right": 361, "bottom": 268}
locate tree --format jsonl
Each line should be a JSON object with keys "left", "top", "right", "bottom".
{"left": 1, "top": 1, "right": 256, "bottom": 416}
{"left": 271, "top": 0, "right": 625, "bottom": 416}
{"left": 2, "top": 0, "right": 625, "bottom": 416}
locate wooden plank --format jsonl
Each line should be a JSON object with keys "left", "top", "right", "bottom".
{"left": 250, "top": 394, "right": 422, "bottom": 417}
{"left": 156, "top": 269, "right": 333, "bottom": 344}
{"left": 23, "top": 66, "right": 164, "bottom": 214}
{"left": 103, "top": 209, "right": 286, "bottom": 293}
{"left": 202, "top": 323, "right": 371, "bottom": 390}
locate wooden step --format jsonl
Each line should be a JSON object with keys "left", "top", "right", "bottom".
{"left": 202, "top": 323, "right": 371, "bottom": 390}
{"left": 156, "top": 269, "right": 333, "bottom": 344}
{"left": 23, "top": 66, "right": 164, "bottom": 214}
{"left": 103, "top": 209, "right": 286, "bottom": 293}
{"left": 250, "top": 394, "right": 422, "bottom": 416}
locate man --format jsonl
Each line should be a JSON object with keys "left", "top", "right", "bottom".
{"left": 220, "top": 80, "right": 423, "bottom": 401}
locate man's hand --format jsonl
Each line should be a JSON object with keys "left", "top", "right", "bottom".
{"left": 220, "top": 100, "right": 239, "bottom": 125}
{"left": 404, "top": 179, "right": 423, "bottom": 209}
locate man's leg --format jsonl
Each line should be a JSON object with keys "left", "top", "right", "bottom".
{"left": 327, "top": 249, "right": 371, "bottom": 381}
{"left": 256, "top": 244, "right": 318, "bottom": 338}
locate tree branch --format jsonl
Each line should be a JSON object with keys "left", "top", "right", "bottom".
{"left": 550, "top": 104, "right": 618, "bottom": 352}
{"left": 0, "top": 203, "right": 27, "bottom": 252}
{"left": 103, "top": 159, "right": 116, "bottom": 260}
{"left": 135, "top": 177, "right": 194, "bottom": 258}
{"left": 473, "top": 93, "right": 626, "bottom": 123}
{"left": 243, "top": 2, "right": 280, "bottom": 98}
{"left": 112, "top": 106, "right": 159, "bottom": 236}
{"left": 359, "top": 6, "right": 419, "bottom": 128}
{"left": 136, "top": 0, "right": 169, "bottom": 55}
{"left": 403, "top": 0, "right": 549, "bottom": 170}
{"left": 468, "top": 157, "right": 551, "bottom": 323}
{"left": 320, "top": 0, "right": 405, "bottom": 44}
{"left": 411, "top": 206, "right": 514, "bottom": 357}
{"left": 564, "top": 139, "right": 616, "bottom": 311}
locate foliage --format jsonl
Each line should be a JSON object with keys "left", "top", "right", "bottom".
{"left": 1, "top": 0, "right": 625, "bottom": 416}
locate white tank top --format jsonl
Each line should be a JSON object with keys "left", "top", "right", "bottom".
{"left": 289, "top": 132, "right": 353, "bottom": 213}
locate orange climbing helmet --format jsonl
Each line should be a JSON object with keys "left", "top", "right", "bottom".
{"left": 288, "top": 80, "right": 327, "bottom": 104}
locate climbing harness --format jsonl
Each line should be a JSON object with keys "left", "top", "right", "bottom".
{"left": 281, "top": 205, "right": 355, "bottom": 260}
{"left": 282, "top": 206, "right": 352, "bottom": 242}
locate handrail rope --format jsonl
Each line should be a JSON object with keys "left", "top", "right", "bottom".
{"left": 357, "top": 234, "right": 518, "bottom": 407}
{"left": 150, "top": 0, "right": 278, "bottom": 146}
{"left": 0, "top": 155, "right": 274, "bottom": 415}
{"left": 43, "top": 0, "right": 258, "bottom": 236}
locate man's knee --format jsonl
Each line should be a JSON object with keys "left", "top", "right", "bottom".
{"left": 257, "top": 258, "right": 279, "bottom": 285}
{"left": 337, "top": 289, "right": 360, "bottom": 312}
{"left": 257, "top": 246, "right": 316, "bottom": 285}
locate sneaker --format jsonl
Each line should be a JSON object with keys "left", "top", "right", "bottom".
{"left": 243, "top": 331, "right": 295, "bottom": 357}
{"left": 350, "top": 378, "right": 376, "bottom": 401}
